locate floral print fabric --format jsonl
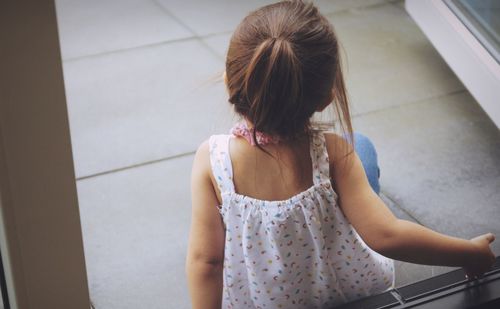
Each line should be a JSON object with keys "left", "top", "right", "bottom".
{"left": 208, "top": 131, "right": 394, "bottom": 309}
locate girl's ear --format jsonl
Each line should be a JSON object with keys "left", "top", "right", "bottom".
{"left": 223, "top": 71, "right": 228, "bottom": 86}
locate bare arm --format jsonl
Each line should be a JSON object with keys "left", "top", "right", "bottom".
{"left": 186, "top": 141, "right": 225, "bottom": 309}
{"left": 325, "top": 133, "right": 495, "bottom": 278}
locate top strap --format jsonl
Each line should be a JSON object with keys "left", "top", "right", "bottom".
{"left": 208, "top": 134, "right": 235, "bottom": 195}
{"left": 310, "top": 131, "right": 331, "bottom": 185}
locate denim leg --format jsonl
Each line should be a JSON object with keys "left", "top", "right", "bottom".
{"left": 353, "top": 133, "right": 381, "bottom": 194}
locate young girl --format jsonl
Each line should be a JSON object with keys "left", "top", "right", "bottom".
{"left": 186, "top": 1, "right": 496, "bottom": 308}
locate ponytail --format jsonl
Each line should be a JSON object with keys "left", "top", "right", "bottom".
{"left": 242, "top": 37, "right": 303, "bottom": 139}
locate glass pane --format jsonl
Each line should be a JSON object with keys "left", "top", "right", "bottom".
{"left": 446, "top": 0, "right": 500, "bottom": 63}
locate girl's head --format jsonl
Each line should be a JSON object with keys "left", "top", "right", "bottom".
{"left": 225, "top": 0, "right": 352, "bottom": 144}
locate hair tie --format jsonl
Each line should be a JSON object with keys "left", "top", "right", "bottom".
{"left": 230, "top": 122, "right": 281, "bottom": 146}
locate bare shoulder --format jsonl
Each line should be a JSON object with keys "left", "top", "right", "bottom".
{"left": 322, "top": 132, "right": 355, "bottom": 164}
{"left": 196, "top": 139, "right": 210, "bottom": 153}
{"left": 193, "top": 139, "right": 211, "bottom": 173}
{"left": 192, "top": 138, "right": 221, "bottom": 203}
{"left": 191, "top": 139, "right": 214, "bottom": 189}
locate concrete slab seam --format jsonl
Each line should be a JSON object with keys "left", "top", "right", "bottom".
{"left": 151, "top": 0, "right": 226, "bottom": 61}
{"left": 351, "top": 89, "right": 467, "bottom": 120}
{"left": 325, "top": 0, "right": 406, "bottom": 18}
{"left": 380, "top": 190, "right": 423, "bottom": 225}
{"left": 76, "top": 151, "right": 195, "bottom": 182}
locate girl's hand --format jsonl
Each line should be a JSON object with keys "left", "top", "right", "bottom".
{"left": 464, "top": 233, "right": 496, "bottom": 279}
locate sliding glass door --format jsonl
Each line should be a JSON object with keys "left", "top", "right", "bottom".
{"left": 446, "top": 0, "right": 500, "bottom": 63}
{"left": 407, "top": 0, "right": 500, "bottom": 128}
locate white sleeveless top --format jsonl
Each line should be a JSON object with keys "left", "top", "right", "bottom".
{"left": 209, "top": 131, "right": 394, "bottom": 309}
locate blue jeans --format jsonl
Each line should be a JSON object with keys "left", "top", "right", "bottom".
{"left": 353, "top": 133, "right": 380, "bottom": 194}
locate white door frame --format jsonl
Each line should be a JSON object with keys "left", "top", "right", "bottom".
{"left": 0, "top": 1, "right": 90, "bottom": 308}
{"left": 406, "top": 0, "right": 500, "bottom": 129}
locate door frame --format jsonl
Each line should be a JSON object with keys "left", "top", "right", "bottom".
{"left": 0, "top": 1, "right": 90, "bottom": 308}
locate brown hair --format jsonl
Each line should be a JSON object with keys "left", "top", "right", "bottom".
{"left": 225, "top": 0, "right": 353, "bottom": 152}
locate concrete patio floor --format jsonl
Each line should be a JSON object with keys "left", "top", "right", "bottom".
{"left": 55, "top": 0, "right": 500, "bottom": 308}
